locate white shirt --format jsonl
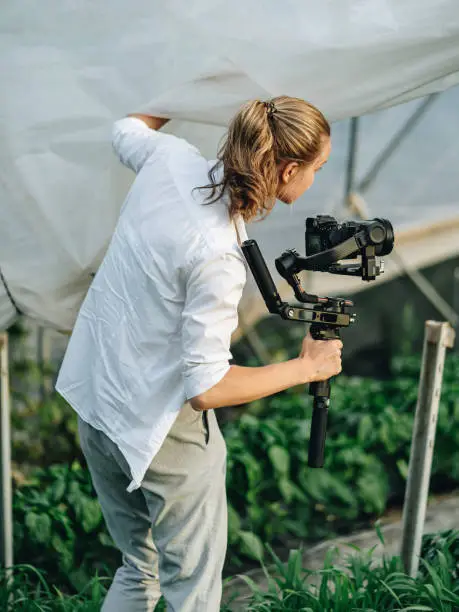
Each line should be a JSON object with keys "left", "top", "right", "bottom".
{"left": 56, "top": 117, "right": 248, "bottom": 492}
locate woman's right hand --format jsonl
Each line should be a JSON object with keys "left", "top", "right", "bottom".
{"left": 190, "top": 333, "right": 343, "bottom": 412}
{"left": 298, "top": 333, "right": 343, "bottom": 382}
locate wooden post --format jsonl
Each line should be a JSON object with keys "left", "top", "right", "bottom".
{"left": 0, "top": 332, "right": 13, "bottom": 569}
{"left": 400, "top": 321, "right": 455, "bottom": 577}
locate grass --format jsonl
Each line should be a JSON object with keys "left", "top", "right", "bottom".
{"left": 0, "top": 565, "right": 108, "bottom": 611}
{"left": 236, "top": 545, "right": 459, "bottom": 611}
{"left": 2, "top": 531, "right": 459, "bottom": 611}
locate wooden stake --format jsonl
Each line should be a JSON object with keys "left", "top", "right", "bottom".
{"left": 400, "top": 321, "right": 455, "bottom": 576}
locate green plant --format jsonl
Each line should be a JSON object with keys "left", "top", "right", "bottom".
{"left": 421, "top": 530, "right": 459, "bottom": 583}
{"left": 239, "top": 531, "right": 459, "bottom": 610}
{"left": 11, "top": 369, "right": 83, "bottom": 470}
{"left": 13, "top": 462, "right": 119, "bottom": 592}
{"left": 8, "top": 320, "right": 83, "bottom": 472}
{"left": 0, "top": 565, "right": 109, "bottom": 611}
{"left": 3, "top": 530, "right": 459, "bottom": 610}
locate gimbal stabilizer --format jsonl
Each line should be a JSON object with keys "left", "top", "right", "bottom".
{"left": 241, "top": 216, "right": 394, "bottom": 468}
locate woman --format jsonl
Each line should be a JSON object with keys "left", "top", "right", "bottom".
{"left": 56, "top": 96, "right": 342, "bottom": 611}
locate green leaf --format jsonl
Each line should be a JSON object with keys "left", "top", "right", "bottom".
{"left": 50, "top": 478, "right": 67, "bottom": 503}
{"left": 299, "top": 469, "right": 357, "bottom": 512}
{"left": 239, "top": 452, "right": 263, "bottom": 490}
{"left": 357, "top": 414, "right": 374, "bottom": 445}
{"left": 25, "top": 512, "right": 52, "bottom": 544}
{"left": 398, "top": 607, "right": 435, "bottom": 611}
{"left": 51, "top": 533, "right": 74, "bottom": 572}
{"left": 375, "top": 520, "right": 385, "bottom": 546}
{"left": 227, "top": 504, "right": 242, "bottom": 544}
{"left": 79, "top": 497, "right": 103, "bottom": 533}
{"left": 278, "top": 478, "right": 295, "bottom": 504}
{"left": 240, "top": 413, "right": 259, "bottom": 428}
{"left": 247, "top": 503, "right": 266, "bottom": 528}
{"left": 357, "top": 466, "right": 389, "bottom": 514}
{"left": 236, "top": 573, "right": 264, "bottom": 596}
{"left": 397, "top": 459, "right": 409, "bottom": 480}
{"left": 268, "top": 445, "right": 290, "bottom": 475}
{"left": 68, "top": 567, "right": 92, "bottom": 591}
{"left": 239, "top": 530, "right": 264, "bottom": 561}
{"left": 98, "top": 532, "right": 116, "bottom": 548}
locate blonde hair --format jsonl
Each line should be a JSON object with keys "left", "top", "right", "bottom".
{"left": 201, "top": 96, "right": 330, "bottom": 222}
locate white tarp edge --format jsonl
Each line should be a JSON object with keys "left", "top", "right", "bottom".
{"left": 1, "top": 1, "right": 459, "bottom": 330}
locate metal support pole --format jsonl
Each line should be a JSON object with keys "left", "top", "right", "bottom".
{"left": 344, "top": 117, "right": 359, "bottom": 207}
{"left": 37, "top": 325, "right": 45, "bottom": 402}
{"left": 0, "top": 332, "right": 13, "bottom": 569}
{"left": 400, "top": 321, "right": 455, "bottom": 577}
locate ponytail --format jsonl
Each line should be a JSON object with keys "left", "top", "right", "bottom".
{"left": 201, "top": 96, "right": 330, "bottom": 222}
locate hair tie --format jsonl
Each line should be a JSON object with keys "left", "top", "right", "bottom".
{"left": 263, "top": 100, "right": 277, "bottom": 119}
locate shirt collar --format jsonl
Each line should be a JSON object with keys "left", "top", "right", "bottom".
{"left": 234, "top": 213, "right": 248, "bottom": 245}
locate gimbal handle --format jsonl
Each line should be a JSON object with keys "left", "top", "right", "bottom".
{"left": 307, "top": 324, "right": 341, "bottom": 468}
{"left": 308, "top": 380, "right": 330, "bottom": 468}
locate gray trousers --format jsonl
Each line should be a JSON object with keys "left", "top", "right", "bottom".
{"left": 78, "top": 403, "right": 228, "bottom": 612}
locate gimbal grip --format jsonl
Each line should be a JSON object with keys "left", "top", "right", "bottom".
{"left": 241, "top": 239, "right": 283, "bottom": 314}
{"left": 308, "top": 396, "right": 329, "bottom": 468}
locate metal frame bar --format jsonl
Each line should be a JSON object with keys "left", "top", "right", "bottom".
{"left": 391, "top": 251, "right": 458, "bottom": 327}
{"left": 344, "top": 117, "right": 359, "bottom": 203}
{"left": 0, "top": 332, "right": 13, "bottom": 569}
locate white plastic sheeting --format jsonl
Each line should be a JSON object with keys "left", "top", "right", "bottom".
{"left": 1, "top": 1, "right": 459, "bottom": 330}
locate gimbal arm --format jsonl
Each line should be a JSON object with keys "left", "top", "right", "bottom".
{"left": 275, "top": 230, "right": 384, "bottom": 281}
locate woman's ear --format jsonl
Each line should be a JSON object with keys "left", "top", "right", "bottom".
{"left": 280, "top": 161, "right": 300, "bottom": 185}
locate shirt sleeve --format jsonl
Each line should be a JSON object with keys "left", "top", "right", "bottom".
{"left": 181, "top": 252, "right": 246, "bottom": 400}
{"left": 112, "top": 117, "right": 180, "bottom": 174}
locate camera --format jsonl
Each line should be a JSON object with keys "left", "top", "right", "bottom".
{"left": 305, "top": 215, "right": 394, "bottom": 258}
